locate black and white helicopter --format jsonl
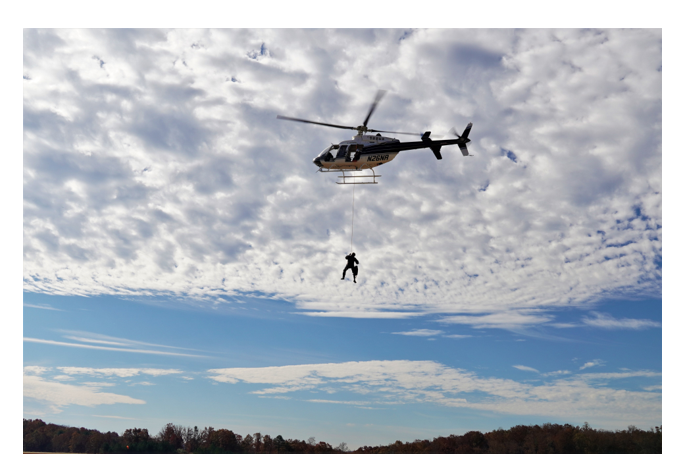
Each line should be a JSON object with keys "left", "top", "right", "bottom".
{"left": 277, "top": 90, "right": 473, "bottom": 184}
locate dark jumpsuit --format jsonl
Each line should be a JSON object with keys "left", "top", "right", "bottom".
{"left": 342, "top": 254, "right": 359, "bottom": 280}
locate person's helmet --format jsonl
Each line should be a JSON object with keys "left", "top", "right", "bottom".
{"left": 351, "top": 252, "right": 355, "bottom": 256}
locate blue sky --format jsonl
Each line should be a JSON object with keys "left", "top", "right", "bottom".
{"left": 21, "top": 27, "right": 663, "bottom": 450}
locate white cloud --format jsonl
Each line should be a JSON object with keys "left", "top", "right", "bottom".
{"left": 643, "top": 385, "right": 662, "bottom": 391}
{"left": 57, "top": 367, "right": 183, "bottom": 378}
{"left": 392, "top": 329, "right": 443, "bottom": 337}
{"left": 442, "top": 334, "right": 473, "bottom": 339}
{"left": 437, "top": 312, "right": 554, "bottom": 329}
{"left": 581, "top": 312, "right": 661, "bottom": 330}
{"left": 66, "top": 337, "right": 130, "bottom": 346}
{"left": 23, "top": 366, "right": 51, "bottom": 375}
{"left": 24, "top": 337, "right": 204, "bottom": 357}
{"left": 61, "top": 331, "right": 202, "bottom": 351}
{"left": 24, "top": 375, "right": 145, "bottom": 409}
{"left": 207, "top": 359, "right": 661, "bottom": 425}
{"left": 579, "top": 359, "right": 605, "bottom": 370}
{"left": 577, "top": 370, "right": 661, "bottom": 380}
{"left": 513, "top": 365, "right": 539, "bottom": 373}
{"left": 301, "top": 311, "right": 418, "bottom": 319}
{"left": 22, "top": 29, "right": 661, "bottom": 319}
{"left": 23, "top": 303, "right": 63, "bottom": 311}
{"left": 544, "top": 370, "right": 572, "bottom": 376}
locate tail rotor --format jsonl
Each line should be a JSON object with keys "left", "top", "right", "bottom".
{"left": 449, "top": 123, "right": 473, "bottom": 156}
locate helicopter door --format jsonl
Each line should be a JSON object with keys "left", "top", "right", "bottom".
{"left": 335, "top": 145, "right": 348, "bottom": 160}
{"left": 345, "top": 144, "right": 361, "bottom": 162}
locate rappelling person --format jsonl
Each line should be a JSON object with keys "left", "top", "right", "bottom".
{"left": 342, "top": 252, "right": 359, "bottom": 283}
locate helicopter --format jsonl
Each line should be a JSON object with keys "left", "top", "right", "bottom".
{"left": 277, "top": 90, "right": 473, "bottom": 184}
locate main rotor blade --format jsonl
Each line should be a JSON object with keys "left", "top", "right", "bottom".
{"left": 276, "top": 115, "right": 356, "bottom": 131}
{"left": 362, "top": 90, "right": 387, "bottom": 127}
{"left": 367, "top": 128, "right": 422, "bottom": 137}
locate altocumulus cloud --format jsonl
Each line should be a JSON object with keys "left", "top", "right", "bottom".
{"left": 23, "top": 29, "right": 661, "bottom": 317}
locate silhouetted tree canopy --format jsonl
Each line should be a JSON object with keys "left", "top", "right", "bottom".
{"left": 23, "top": 419, "right": 661, "bottom": 454}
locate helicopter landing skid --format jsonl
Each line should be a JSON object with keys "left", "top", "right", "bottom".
{"left": 335, "top": 168, "right": 380, "bottom": 185}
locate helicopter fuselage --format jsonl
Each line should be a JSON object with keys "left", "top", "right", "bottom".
{"left": 277, "top": 90, "right": 472, "bottom": 176}
{"left": 312, "top": 129, "right": 472, "bottom": 170}
{"left": 313, "top": 134, "right": 400, "bottom": 170}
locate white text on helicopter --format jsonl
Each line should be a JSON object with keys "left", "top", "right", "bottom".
{"left": 367, "top": 154, "right": 390, "bottom": 162}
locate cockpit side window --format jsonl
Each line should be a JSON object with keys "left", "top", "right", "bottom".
{"left": 336, "top": 145, "right": 348, "bottom": 159}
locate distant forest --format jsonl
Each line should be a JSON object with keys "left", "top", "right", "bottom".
{"left": 23, "top": 419, "right": 661, "bottom": 454}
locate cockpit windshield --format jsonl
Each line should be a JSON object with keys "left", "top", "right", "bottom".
{"left": 318, "top": 144, "right": 339, "bottom": 160}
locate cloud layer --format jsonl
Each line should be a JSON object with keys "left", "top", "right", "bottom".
{"left": 23, "top": 374, "right": 145, "bottom": 411}
{"left": 23, "top": 29, "right": 661, "bottom": 315}
{"left": 23, "top": 330, "right": 207, "bottom": 357}
{"left": 207, "top": 359, "right": 661, "bottom": 427}
{"left": 582, "top": 311, "right": 661, "bottom": 329}
{"left": 23, "top": 365, "right": 185, "bottom": 413}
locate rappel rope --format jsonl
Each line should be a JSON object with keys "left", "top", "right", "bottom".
{"left": 350, "top": 182, "right": 356, "bottom": 253}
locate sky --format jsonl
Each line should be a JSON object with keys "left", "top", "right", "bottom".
{"left": 21, "top": 27, "right": 664, "bottom": 451}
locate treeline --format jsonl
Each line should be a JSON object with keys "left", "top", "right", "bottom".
{"left": 23, "top": 419, "right": 341, "bottom": 454}
{"left": 23, "top": 419, "right": 661, "bottom": 454}
{"left": 354, "top": 423, "right": 662, "bottom": 454}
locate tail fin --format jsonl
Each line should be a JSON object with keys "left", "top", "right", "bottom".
{"left": 458, "top": 144, "right": 469, "bottom": 156}
{"left": 461, "top": 122, "right": 473, "bottom": 140}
